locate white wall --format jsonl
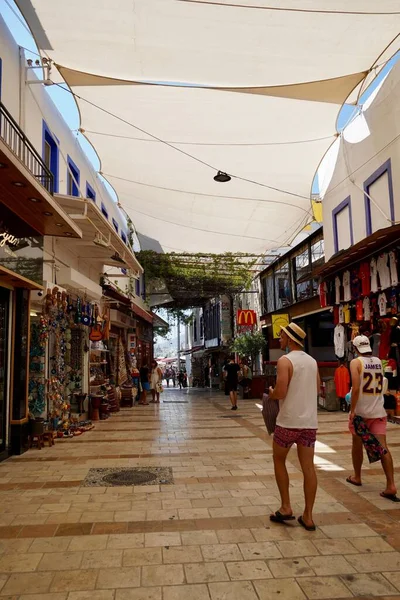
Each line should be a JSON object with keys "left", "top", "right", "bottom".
{"left": 322, "top": 62, "right": 400, "bottom": 260}
{"left": 0, "top": 15, "right": 136, "bottom": 287}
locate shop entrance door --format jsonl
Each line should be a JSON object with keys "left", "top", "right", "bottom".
{"left": 0, "top": 288, "right": 9, "bottom": 454}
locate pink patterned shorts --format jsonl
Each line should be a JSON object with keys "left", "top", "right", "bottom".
{"left": 274, "top": 425, "right": 317, "bottom": 448}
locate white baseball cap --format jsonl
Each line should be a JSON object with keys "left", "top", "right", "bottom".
{"left": 353, "top": 335, "right": 372, "bottom": 354}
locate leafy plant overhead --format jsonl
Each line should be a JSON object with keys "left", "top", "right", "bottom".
{"left": 137, "top": 251, "right": 261, "bottom": 309}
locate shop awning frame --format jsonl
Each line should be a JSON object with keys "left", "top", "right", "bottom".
{"left": 0, "top": 264, "right": 43, "bottom": 290}
{"left": 55, "top": 195, "right": 143, "bottom": 274}
{"left": 314, "top": 224, "right": 400, "bottom": 281}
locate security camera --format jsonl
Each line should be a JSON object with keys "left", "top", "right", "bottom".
{"left": 37, "top": 290, "right": 44, "bottom": 297}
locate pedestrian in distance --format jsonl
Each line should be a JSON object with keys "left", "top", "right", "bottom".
{"left": 139, "top": 363, "right": 150, "bottom": 405}
{"left": 224, "top": 355, "right": 241, "bottom": 410}
{"left": 269, "top": 323, "right": 320, "bottom": 531}
{"left": 171, "top": 367, "right": 176, "bottom": 387}
{"left": 150, "top": 360, "right": 163, "bottom": 403}
{"left": 165, "top": 368, "right": 171, "bottom": 388}
{"left": 346, "top": 335, "right": 398, "bottom": 501}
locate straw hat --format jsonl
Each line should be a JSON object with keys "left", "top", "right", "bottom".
{"left": 281, "top": 322, "right": 307, "bottom": 347}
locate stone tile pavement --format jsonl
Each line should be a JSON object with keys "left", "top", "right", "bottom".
{"left": 1, "top": 388, "right": 400, "bottom": 598}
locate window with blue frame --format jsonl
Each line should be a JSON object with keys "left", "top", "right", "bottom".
{"left": 112, "top": 218, "right": 119, "bottom": 233}
{"left": 101, "top": 202, "right": 109, "bottom": 219}
{"left": 86, "top": 182, "right": 96, "bottom": 202}
{"left": 42, "top": 121, "right": 59, "bottom": 193}
{"left": 121, "top": 231, "right": 127, "bottom": 244}
{"left": 67, "top": 155, "right": 80, "bottom": 197}
{"left": 135, "top": 278, "right": 140, "bottom": 296}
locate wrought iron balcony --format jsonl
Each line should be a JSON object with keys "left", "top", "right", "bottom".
{"left": 0, "top": 101, "right": 53, "bottom": 194}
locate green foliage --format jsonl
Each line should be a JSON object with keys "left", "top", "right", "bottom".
{"left": 230, "top": 331, "right": 266, "bottom": 365}
{"left": 136, "top": 251, "right": 258, "bottom": 308}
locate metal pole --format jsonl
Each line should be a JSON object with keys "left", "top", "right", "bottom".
{"left": 177, "top": 314, "right": 181, "bottom": 372}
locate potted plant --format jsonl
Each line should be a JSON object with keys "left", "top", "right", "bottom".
{"left": 230, "top": 331, "right": 267, "bottom": 398}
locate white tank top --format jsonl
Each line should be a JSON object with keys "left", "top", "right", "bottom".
{"left": 355, "top": 356, "right": 387, "bottom": 419}
{"left": 276, "top": 351, "right": 318, "bottom": 430}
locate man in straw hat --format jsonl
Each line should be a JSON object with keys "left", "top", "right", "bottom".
{"left": 269, "top": 322, "right": 320, "bottom": 531}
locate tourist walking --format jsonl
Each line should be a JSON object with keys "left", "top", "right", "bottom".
{"left": 165, "top": 368, "right": 171, "bottom": 388}
{"left": 139, "top": 363, "right": 150, "bottom": 405}
{"left": 224, "top": 355, "right": 241, "bottom": 410}
{"left": 150, "top": 360, "right": 163, "bottom": 403}
{"left": 269, "top": 323, "right": 319, "bottom": 531}
{"left": 171, "top": 367, "right": 176, "bottom": 387}
{"left": 346, "top": 335, "right": 397, "bottom": 500}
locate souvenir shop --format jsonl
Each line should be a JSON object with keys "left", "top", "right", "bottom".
{"left": 318, "top": 225, "right": 400, "bottom": 412}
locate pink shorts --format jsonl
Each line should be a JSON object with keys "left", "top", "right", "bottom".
{"left": 274, "top": 425, "right": 317, "bottom": 448}
{"left": 349, "top": 416, "right": 387, "bottom": 436}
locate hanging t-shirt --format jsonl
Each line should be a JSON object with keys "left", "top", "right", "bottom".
{"left": 377, "top": 253, "right": 391, "bottom": 290}
{"left": 389, "top": 251, "right": 398, "bottom": 287}
{"left": 370, "top": 258, "right": 378, "bottom": 293}
{"left": 370, "top": 332, "right": 381, "bottom": 358}
{"left": 334, "top": 364, "right": 350, "bottom": 398}
{"left": 356, "top": 299, "right": 364, "bottom": 321}
{"left": 359, "top": 261, "right": 371, "bottom": 296}
{"left": 379, "top": 318, "right": 392, "bottom": 360}
{"left": 319, "top": 282, "right": 328, "bottom": 308}
{"left": 351, "top": 269, "right": 362, "bottom": 299}
{"left": 389, "top": 291, "right": 398, "bottom": 315}
{"left": 343, "top": 304, "right": 351, "bottom": 324}
{"left": 334, "top": 324, "right": 345, "bottom": 358}
{"left": 343, "top": 270, "right": 351, "bottom": 301}
{"left": 378, "top": 292, "right": 387, "bottom": 316}
{"left": 363, "top": 297, "right": 371, "bottom": 321}
{"left": 338, "top": 304, "right": 344, "bottom": 324}
{"left": 335, "top": 276, "right": 341, "bottom": 305}
{"left": 333, "top": 306, "right": 339, "bottom": 325}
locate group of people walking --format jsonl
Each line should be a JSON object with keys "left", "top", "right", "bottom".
{"left": 137, "top": 362, "right": 188, "bottom": 405}
{"left": 267, "top": 322, "right": 397, "bottom": 532}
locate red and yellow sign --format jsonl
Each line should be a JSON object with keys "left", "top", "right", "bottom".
{"left": 237, "top": 309, "right": 257, "bottom": 327}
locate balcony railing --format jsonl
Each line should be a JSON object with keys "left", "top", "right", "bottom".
{"left": 0, "top": 101, "right": 54, "bottom": 194}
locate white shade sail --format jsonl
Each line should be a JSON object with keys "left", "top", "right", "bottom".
{"left": 17, "top": 0, "right": 400, "bottom": 253}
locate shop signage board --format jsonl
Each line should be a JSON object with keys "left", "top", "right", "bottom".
{"left": 237, "top": 309, "right": 257, "bottom": 332}
{"left": 220, "top": 296, "right": 232, "bottom": 344}
{"left": 272, "top": 314, "right": 290, "bottom": 339}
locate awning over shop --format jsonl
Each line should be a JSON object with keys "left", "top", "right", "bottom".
{"left": 55, "top": 195, "right": 143, "bottom": 274}
{"left": 16, "top": 0, "right": 400, "bottom": 254}
{"left": 314, "top": 223, "right": 400, "bottom": 281}
{"left": 0, "top": 264, "right": 43, "bottom": 290}
{"left": 0, "top": 136, "right": 81, "bottom": 239}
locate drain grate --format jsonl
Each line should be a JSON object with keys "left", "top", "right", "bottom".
{"left": 219, "top": 414, "right": 249, "bottom": 418}
{"left": 83, "top": 467, "right": 174, "bottom": 487}
{"left": 162, "top": 401, "right": 189, "bottom": 404}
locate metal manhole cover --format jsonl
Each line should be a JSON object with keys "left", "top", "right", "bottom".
{"left": 83, "top": 467, "right": 174, "bottom": 487}
{"left": 103, "top": 470, "right": 157, "bottom": 486}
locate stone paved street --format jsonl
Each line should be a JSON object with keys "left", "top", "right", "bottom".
{"left": 2, "top": 388, "right": 400, "bottom": 599}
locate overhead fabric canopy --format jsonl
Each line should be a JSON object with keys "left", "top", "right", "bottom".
{"left": 17, "top": 0, "right": 400, "bottom": 253}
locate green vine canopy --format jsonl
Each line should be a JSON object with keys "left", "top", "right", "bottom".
{"left": 137, "top": 251, "right": 260, "bottom": 309}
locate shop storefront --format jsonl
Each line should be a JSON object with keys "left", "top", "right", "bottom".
{"left": 317, "top": 224, "right": 400, "bottom": 398}
{"left": 0, "top": 102, "right": 81, "bottom": 456}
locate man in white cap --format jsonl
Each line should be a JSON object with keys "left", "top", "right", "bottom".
{"left": 269, "top": 322, "right": 320, "bottom": 531}
{"left": 347, "top": 335, "right": 398, "bottom": 500}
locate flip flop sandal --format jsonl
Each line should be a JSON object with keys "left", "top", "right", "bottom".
{"left": 346, "top": 476, "right": 362, "bottom": 487}
{"left": 298, "top": 516, "right": 316, "bottom": 531}
{"left": 380, "top": 492, "right": 400, "bottom": 502}
{"left": 270, "top": 511, "right": 295, "bottom": 524}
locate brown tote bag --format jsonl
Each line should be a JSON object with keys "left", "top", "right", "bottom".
{"left": 262, "top": 393, "right": 279, "bottom": 435}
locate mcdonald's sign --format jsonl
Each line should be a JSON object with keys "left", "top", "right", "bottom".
{"left": 237, "top": 309, "right": 257, "bottom": 327}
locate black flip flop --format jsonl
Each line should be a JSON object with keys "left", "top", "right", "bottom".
{"left": 380, "top": 492, "right": 400, "bottom": 502}
{"left": 346, "top": 476, "right": 362, "bottom": 487}
{"left": 270, "top": 511, "right": 295, "bottom": 524}
{"left": 298, "top": 516, "right": 316, "bottom": 531}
